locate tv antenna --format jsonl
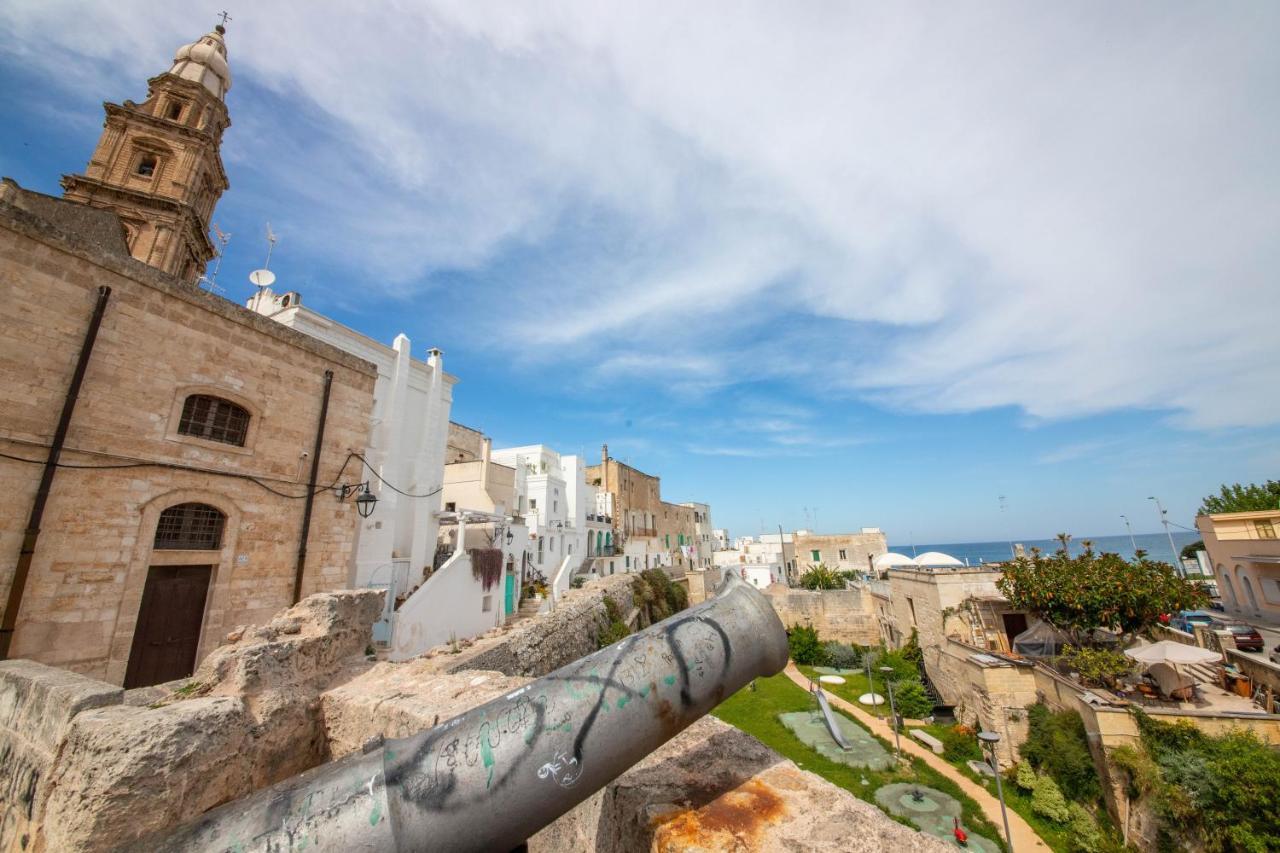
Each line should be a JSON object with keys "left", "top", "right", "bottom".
{"left": 197, "top": 222, "right": 231, "bottom": 294}
{"left": 247, "top": 223, "right": 277, "bottom": 311}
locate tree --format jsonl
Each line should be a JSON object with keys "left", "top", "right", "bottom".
{"left": 799, "top": 563, "right": 845, "bottom": 590}
{"left": 996, "top": 541, "right": 1207, "bottom": 645}
{"left": 891, "top": 678, "right": 933, "bottom": 719}
{"left": 1199, "top": 480, "right": 1280, "bottom": 515}
{"left": 1180, "top": 540, "right": 1204, "bottom": 561}
{"left": 787, "top": 625, "right": 829, "bottom": 665}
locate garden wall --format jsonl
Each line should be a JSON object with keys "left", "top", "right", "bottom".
{"left": 765, "top": 586, "right": 880, "bottom": 645}
{"left": 923, "top": 637, "right": 1036, "bottom": 762}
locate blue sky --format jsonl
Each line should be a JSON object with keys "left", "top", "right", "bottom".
{"left": 3, "top": 3, "right": 1277, "bottom": 543}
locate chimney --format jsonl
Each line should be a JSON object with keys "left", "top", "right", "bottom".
{"left": 481, "top": 436, "right": 492, "bottom": 491}
{"left": 601, "top": 443, "right": 609, "bottom": 493}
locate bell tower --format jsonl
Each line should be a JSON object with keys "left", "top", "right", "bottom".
{"left": 61, "top": 23, "right": 233, "bottom": 284}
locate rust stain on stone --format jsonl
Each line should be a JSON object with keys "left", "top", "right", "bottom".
{"left": 653, "top": 778, "right": 787, "bottom": 851}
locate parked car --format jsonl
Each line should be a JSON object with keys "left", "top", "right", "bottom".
{"left": 1209, "top": 620, "right": 1265, "bottom": 652}
{"left": 1170, "top": 610, "right": 1216, "bottom": 634}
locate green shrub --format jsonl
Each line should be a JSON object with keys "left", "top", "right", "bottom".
{"left": 891, "top": 678, "right": 933, "bottom": 719}
{"left": 787, "top": 625, "right": 829, "bottom": 665}
{"left": 630, "top": 569, "right": 689, "bottom": 627}
{"left": 902, "top": 628, "right": 923, "bottom": 663}
{"left": 1020, "top": 703, "right": 1100, "bottom": 802}
{"left": 940, "top": 725, "right": 983, "bottom": 764}
{"left": 1061, "top": 644, "right": 1132, "bottom": 687}
{"left": 1031, "top": 773, "right": 1071, "bottom": 823}
{"left": 822, "top": 641, "right": 861, "bottom": 669}
{"left": 1068, "top": 803, "right": 1106, "bottom": 853}
{"left": 877, "top": 647, "right": 919, "bottom": 681}
{"left": 570, "top": 576, "right": 586, "bottom": 589}
{"left": 1126, "top": 710, "right": 1280, "bottom": 852}
{"left": 799, "top": 563, "right": 845, "bottom": 589}
{"left": 596, "top": 595, "right": 630, "bottom": 648}
{"left": 1015, "top": 760, "right": 1038, "bottom": 791}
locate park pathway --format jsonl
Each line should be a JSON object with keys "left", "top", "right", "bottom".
{"left": 783, "top": 662, "right": 1048, "bottom": 851}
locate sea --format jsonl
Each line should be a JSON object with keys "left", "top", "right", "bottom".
{"left": 887, "top": 531, "right": 1201, "bottom": 568}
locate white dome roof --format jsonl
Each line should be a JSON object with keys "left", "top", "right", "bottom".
{"left": 170, "top": 28, "right": 231, "bottom": 99}
{"left": 914, "top": 551, "right": 964, "bottom": 567}
{"left": 873, "top": 552, "right": 917, "bottom": 569}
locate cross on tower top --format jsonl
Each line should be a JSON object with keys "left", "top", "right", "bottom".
{"left": 216, "top": 10, "right": 232, "bottom": 29}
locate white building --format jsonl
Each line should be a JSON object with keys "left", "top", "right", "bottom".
{"left": 713, "top": 534, "right": 792, "bottom": 589}
{"left": 490, "top": 444, "right": 595, "bottom": 601}
{"left": 248, "top": 286, "right": 452, "bottom": 598}
{"left": 713, "top": 528, "right": 731, "bottom": 551}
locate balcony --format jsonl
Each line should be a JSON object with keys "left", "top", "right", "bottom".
{"left": 630, "top": 527, "right": 657, "bottom": 538}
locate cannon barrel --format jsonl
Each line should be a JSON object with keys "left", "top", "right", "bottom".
{"left": 140, "top": 572, "right": 788, "bottom": 852}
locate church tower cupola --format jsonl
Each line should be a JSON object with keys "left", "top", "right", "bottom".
{"left": 61, "top": 22, "right": 233, "bottom": 284}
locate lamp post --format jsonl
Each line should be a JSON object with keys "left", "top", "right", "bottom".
{"left": 880, "top": 666, "right": 901, "bottom": 756}
{"left": 1148, "top": 496, "right": 1182, "bottom": 575}
{"left": 979, "top": 730, "right": 1014, "bottom": 853}
{"left": 1120, "top": 514, "right": 1137, "bottom": 556}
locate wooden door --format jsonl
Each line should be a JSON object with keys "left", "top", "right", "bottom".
{"left": 1001, "top": 612, "right": 1029, "bottom": 647}
{"left": 124, "top": 565, "right": 212, "bottom": 688}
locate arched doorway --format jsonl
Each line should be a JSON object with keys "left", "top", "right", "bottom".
{"left": 1238, "top": 567, "right": 1259, "bottom": 614}
{"left": 1218, "top": 566, "right": 1236, "bottom": 607}
{"left": 124, "top": 502, "right": 223, "bottom": 688}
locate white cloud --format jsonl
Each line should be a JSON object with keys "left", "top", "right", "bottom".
{"left": 5, "top": 2, "right": 1278, "bottom": 428}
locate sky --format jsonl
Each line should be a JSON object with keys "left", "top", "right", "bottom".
{"left": 2, "top": 2, "right": 1277, "bottom": 544}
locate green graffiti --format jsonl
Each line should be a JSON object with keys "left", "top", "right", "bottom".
{"left": 481, "top": 731, "right": 496, "bottom": 789}
{"left": 639, "top": 683, "right": 651, "bottom": 697}
{"left": 663, "top": 675, "right": 676, "bottom": 686}
{"left": 369, "top": 797, "right": 382, "bottom": 827}
{"left": 616, "top": 695, "right": 630, "bottom": 710}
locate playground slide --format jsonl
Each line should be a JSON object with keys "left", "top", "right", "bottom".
{"left": 812, "top": 684, "right": 852, "bottom": 751}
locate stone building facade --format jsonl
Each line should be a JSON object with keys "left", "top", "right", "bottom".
{"left": 793, "top": 528, "right": 888, "bottom": 576}
{"left": 1197, "top": 509, "right": 1280, "bottom": 624}
{"left": 0, "top": 27, "right": 377, "bottom": 687}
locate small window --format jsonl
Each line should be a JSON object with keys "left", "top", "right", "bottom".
{"left": 625, "top": 556, "right": 631, "bottom": 568}
{"left": 1257, "top": 520, "right": 1277, "bottom": 540}
{"left": 444, "top": 502, "right": 456, "bottom": 513}
{"left": 482, "top": 595, "right": 492, "bottom": 613}
{"left": 155, "top": 503, "right": 225, "bottom": 550}
{"left": 553, "top": 500, "right": 558, "bottom": 512}
{"left": 135, "top": 155, "right": 157, "bottom": 177}
{"left": 839, "top": 549, "right": 848, "bottom": 560}
{"left": 530, "top": 499, "right": 537, "bottom": 510}
{"left": 178, "top": 395, "right": 250, "bottom": 446}
{"left": 811, "top": 550, "right": 821, "bottom": 562}
{"left": 167, "top": 101, "right": 185, "bottom": 120}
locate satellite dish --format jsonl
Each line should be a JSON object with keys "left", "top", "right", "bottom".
{"left": 249, "top": 269, "right": 276, "bottom": 288}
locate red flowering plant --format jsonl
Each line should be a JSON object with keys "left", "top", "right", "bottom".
{"left": 995, "top": 540, "right": 1208, "bottom": 647}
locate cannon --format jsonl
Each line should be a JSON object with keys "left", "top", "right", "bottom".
{"left": 136, "top": 572, "right": 789, "bottom": 852}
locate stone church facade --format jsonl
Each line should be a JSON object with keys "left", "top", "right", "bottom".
{"left": 0, "top": 25, "right": 376, "bottom": 685}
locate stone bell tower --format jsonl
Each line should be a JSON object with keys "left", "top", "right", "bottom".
{"left": 61, "top": 23, "right": 233, "bottom": 284}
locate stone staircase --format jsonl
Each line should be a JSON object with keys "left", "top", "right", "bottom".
{"left": 1185, "top": 661, "right": 1220, "bottom": 687}
{"left": 504, "top": 596, "right": 543, "bottom": 628}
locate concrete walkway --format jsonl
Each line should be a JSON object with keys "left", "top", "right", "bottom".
{"left": 783, "top": 662, "right": 1048, "bottom": 851}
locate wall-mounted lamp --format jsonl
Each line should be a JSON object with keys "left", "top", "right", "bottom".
{"left": 506, "top": 529, "right": 514, "bottom": 545}
{"left": 337, "top": 482, "right": 378, "bottom": 518}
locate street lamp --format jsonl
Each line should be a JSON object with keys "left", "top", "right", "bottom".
{"left": 336, "top": 482, "right": 378, "bottom": 518}
{"left": 879, "top": 666, "right": 901, "bottom": 756}
{"left": 979, "top": 731, "right": 1014, "bottom": 853}
{"left": 1148, "top": 496, "right": 1183, "bottom": 575}
{"left": 1120, "top": 514, "right": 1137, "bottom": 555}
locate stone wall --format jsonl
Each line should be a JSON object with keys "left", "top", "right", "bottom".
{"left": 923, "top": 637, "right": 1037, "bottom": 762}
{"left": 764, "top": 586, "right": 880, "bottom": 645}
{"left": 0, "top": 590, "right": 382, "bottom": 853}
{"left": 0, "top": 193, "right": 377, "bottom": 682}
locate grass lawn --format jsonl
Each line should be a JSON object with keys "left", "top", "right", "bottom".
{"left": 712, "top": 673, "right": 1006, "bottom": 850}
{"left": 914, "top": 722, "right": 1123, "bottom": 853}
{"left": 795, "top": 664, "right": 892, "bottom": 717}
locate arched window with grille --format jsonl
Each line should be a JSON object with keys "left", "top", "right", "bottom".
{"left": 178, "top": 394, "right": 250, "bottom": 446}
{"left": 154, "top": 503, "right": 226, "bottom": 550}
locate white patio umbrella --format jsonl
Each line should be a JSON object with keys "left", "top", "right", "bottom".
{"left": 1124, "top": 641, "right": 1221, "bottom": 699}
{"left": 1123, "top": 641, "right": 1221, "bottom": 666}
